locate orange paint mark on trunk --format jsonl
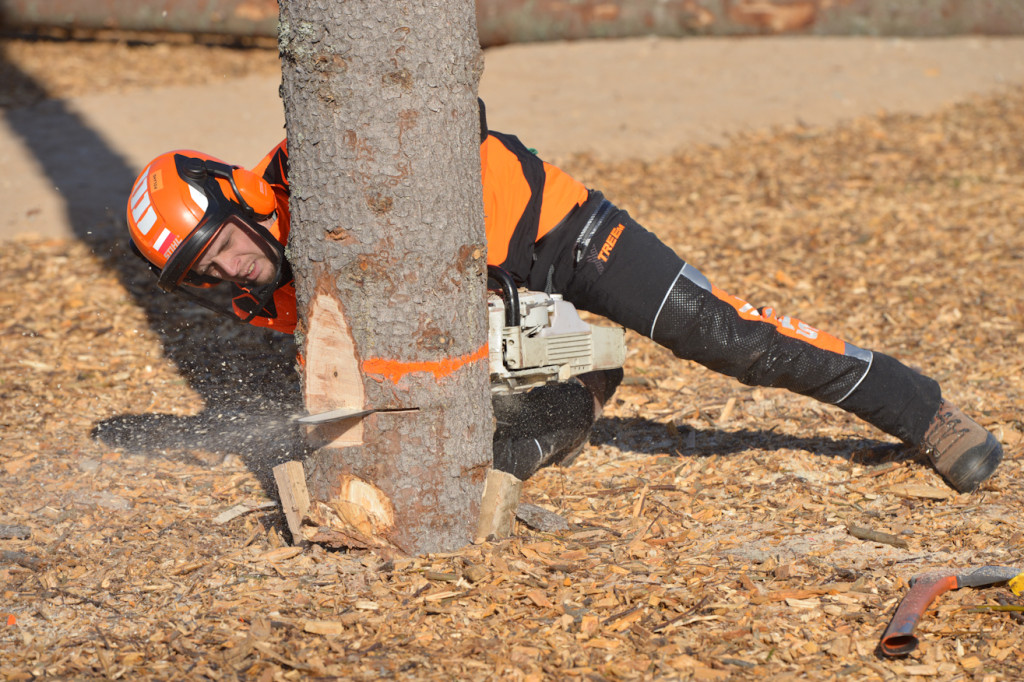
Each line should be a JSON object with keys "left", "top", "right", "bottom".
{"left": 363, "top": 344, "right": 488, "bottom": 384}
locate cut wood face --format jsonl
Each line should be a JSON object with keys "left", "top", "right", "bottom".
{"left": 298, "top": 474, "right": 399, "bottom": 551}
{"left": 304, "top": 294, "right": 364, "bottom": 448}
{"left": 327, "top": 475, "right": 396, "bottom": 540}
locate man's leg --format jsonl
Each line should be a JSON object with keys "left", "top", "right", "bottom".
{"left": 491, "top": 369, "right": 623, "bottom": 480}
{"left": 529, "top": 194, "right": 1001, "bottom": 491}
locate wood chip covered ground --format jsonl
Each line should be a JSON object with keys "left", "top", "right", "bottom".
{"left": 1, "top": 38, "right": 1023, "bottom": 681}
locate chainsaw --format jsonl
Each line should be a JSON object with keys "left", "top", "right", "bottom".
{"left": 486, "top": 265, "right": 626, "bottom": 395}
{"left": 296, "top": 267, "right": 626, "bottom": 424}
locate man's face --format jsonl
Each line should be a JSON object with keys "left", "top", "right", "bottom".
{"left": 191, "top": 217, "right": 279, "bottom": 287}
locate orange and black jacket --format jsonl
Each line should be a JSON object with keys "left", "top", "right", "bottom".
{"left": 236, "top": 103, "right": 589, "bottom": 334}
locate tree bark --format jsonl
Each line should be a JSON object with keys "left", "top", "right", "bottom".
{"left": 278, "top": 1, "right": 491, "bottom": 555}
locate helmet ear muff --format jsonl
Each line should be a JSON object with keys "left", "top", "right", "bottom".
{"left": 178, "top": 155, "right": 275, "bottom": 221}
{"left": 229, "top": 168, "right": 276, "bottom": 220}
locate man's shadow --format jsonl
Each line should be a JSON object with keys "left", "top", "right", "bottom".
{"left": 1, "top": 34, "right": 305, "bottom": 494}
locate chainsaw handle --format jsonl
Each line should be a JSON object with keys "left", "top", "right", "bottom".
{"left": 487, "top": 265, "right": 520, "bottom": 328}
{"left": 880, "top": 574, "right": 958, "bottom": 656}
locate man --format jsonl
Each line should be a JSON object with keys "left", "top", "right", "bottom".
{"left": 126, "top": 105, "right": 1003, "bottom": 492}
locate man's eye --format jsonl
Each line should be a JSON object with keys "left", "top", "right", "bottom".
{"left": 196, "top": 249, "right": 218, "bottom": 275}
{"left": 196, "top": 231, "right": 228, "bottom": 275}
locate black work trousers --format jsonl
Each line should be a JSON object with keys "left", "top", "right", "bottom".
{"left": 525, "top": 192, "right": 942, "bottom": 445}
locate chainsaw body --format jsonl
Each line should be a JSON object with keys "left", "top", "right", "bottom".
{"left": 487, "top": 287, "right": 626, "bottom": 395}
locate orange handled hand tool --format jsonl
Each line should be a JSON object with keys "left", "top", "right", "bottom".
{"left": 880, "top": 565, "right": 1022, "bottom": 657}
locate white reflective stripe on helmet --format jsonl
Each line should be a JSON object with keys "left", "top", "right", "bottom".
{"left": 188, "top": 184, "right": 209, "bottom": 213}
{"left": 135, "top": 203, "right": 158, "bottom": 236}
{"left": 129, "top": 167, "right": 149, "bottom": 208}
{"left": 130, "top": 165, "right": 159, "bottom": 236}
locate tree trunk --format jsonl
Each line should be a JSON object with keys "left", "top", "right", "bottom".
{"left": 278, "top": 1, "right": 491, "bottom": 555}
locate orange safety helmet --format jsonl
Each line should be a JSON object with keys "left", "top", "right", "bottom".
{"left": 126, "top": 150, "right": 288, "bottom": 320}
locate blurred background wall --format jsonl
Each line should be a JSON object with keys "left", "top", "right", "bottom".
{"left": 2, "top": 0, "right": 1024, "bottom": 45}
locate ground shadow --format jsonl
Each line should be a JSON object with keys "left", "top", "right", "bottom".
{"left": 1, "top": 32, "right": 303, "bottom": 496}
{"left": 92, "top": 409, "right": 915, "bottom": 495}
{"left": 589, "top": 414, "right": 916, "bottom": 467}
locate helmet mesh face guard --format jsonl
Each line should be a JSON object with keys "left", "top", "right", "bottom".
{"left": 127, "top": 151, "right": 288, "bottom": 322}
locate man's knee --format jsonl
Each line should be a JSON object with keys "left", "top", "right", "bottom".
{"left": 575, "top": 368, "right": 623, "bottom": 418}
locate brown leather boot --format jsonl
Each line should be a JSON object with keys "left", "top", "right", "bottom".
{"left": 920, "top": 400, "right": 1003, "bottom": 492}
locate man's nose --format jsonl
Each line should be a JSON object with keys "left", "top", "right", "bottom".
{"left": 212, "top": 253, "right": 240, "bottom": 277}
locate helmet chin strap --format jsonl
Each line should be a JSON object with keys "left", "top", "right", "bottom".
{"left": 230, "top": 258, "right": 292, "bottom": 323}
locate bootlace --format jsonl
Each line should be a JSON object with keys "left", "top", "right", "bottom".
{"left": 924, "top": 406, "right": 970, "bottom": 457}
